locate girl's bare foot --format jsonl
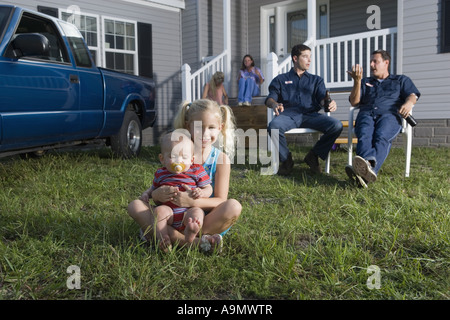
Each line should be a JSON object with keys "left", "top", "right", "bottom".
{"left": 200, "top": 234, "right": 223, "bottom": 254}
{"left": 184, "top": 217, "right": 201, "bottom": 243}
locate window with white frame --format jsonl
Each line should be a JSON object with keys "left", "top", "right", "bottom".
{"left": 54, "top": 7, "right": 149, "bottom": 77}
{"left": 103, "top": 17, "right": 137, "bottom": 74}
{"left": 60, "top": 11, "right": 100, "bottom": 66}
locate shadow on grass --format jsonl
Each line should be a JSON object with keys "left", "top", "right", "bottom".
{"left": 232, "top": 153, "right": 351, "bottom": 189}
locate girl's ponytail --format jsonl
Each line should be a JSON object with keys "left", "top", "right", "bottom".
{"left": 173, "top": 100, "right": 191, "bottom": 130}
{"left": 219, "top": 104, "right": 237, "bottom": 158}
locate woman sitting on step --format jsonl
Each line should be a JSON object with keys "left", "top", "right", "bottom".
{"left": 237, "top": 54, "right": 264, "bottom": 106}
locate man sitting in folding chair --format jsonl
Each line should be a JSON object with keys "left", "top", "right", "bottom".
{"left": 346, "top": 49, "right": 420, "bottom": 188}
{"left": 265, "top": 44, "right": 343, "bottom": 175}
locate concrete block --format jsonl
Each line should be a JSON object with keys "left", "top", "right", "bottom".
{"left": 434, "top": 127, "right": 450, "bottom": 136}
{"left": 414, "top": 127, "right": 433, "bottom": 137}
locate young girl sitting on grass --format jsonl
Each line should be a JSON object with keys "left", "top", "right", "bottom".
{"left": 139, "top": 131, "right": 213, "bottom": 252}
{"left": 128, "top": 99, "right": 242, "bottom": 253}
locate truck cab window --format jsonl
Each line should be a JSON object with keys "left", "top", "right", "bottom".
{"left": 0, "top": 7, "right": 13, "bottom": 42}
{"left": 59, "top": 20, "right": 93, "bottom": 68}
{"left": 6, "top": 13, "right": 69, "bottom": 63}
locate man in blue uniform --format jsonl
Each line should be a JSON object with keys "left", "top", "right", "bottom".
{"left": 346, "top": 49, "right": 420, "bottom": 187}
{"left": 266, "top": 44, "right": 343, "bottom": 175}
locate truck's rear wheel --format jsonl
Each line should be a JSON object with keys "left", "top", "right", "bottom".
{"left": 110, "top": 110, "right": 142, "bottom": 158}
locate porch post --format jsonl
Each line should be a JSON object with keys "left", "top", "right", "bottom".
{"left": 223, "top": 0, "right": 231, "bottom": 94}
{"left": 307, "top": 0, "right": 317, "bottom": 74}
{"left": 181, "top": 63, "right": 191, "bottom": 102}
{"left": 397, "top": 0, "right": 403, "bottom": 74}
{"left": 266, "top": 52, "right": 278, "bottom": 152}
{"left": 265, "top": 52, "right": 278, "bottom": 96}
{"left": 275, "top": 7, "right": 285, "bottom": 58}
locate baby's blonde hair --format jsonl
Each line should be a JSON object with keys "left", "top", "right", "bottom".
{"left": 159, "top": 129, "right": 193, "bottom": 154}
{"left": 173, "top": 99, "right": 236, "bottom": 158}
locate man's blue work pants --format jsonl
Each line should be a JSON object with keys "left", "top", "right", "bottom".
{"left": 268, "top": 112, "right": 343, "bottom": 163}
{"left": 355, "top": 111, "right": 402, "bottom": 174}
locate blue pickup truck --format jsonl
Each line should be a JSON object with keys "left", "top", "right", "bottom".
{"left": 0, "top": 5, "right": 156, "bottom": 158}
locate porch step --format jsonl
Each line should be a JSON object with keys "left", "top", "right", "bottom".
{"left": 228, "top": 96, "right": 266, "bottom": 107}
{"left": 231, "top": 104, "right": 267, "bottom": 131}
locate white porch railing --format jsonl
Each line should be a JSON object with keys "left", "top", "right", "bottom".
{"left": 315, "top": 27, "right": 397, "bottom": 88}
{"left": 263, "top": 27, "right": 397, "bottom": 94}
{"left": 182, "top": 28, "right": 397, "bottom": 102}
{"left": 181, "top": 50, "right": 228, "bottom": 102}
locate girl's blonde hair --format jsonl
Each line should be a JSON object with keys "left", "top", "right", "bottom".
{"left": 208, "top": 72, "right": 225, "bottom": 99}
{"left": 173, "top": 99, "right": 236, "bottom": 158}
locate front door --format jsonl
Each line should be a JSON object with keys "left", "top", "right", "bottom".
{"left": 287, "top": 10, "right": 308, "bottom": 56}
{"left": 260, "top": 1, "right": 329, "bottom": 87}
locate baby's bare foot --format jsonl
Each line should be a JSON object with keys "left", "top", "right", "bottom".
{"left": 158, "top": 235, "right": 172, "bottom": 253}
{"left": 184, "top": 217, "right": 201, "bottom": 243}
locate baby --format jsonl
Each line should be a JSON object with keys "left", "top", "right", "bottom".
{"left": 140, "top": 130, "right": 212, "bottom": 251}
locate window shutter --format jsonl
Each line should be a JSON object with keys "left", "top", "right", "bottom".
{"left": 137, "top": 22, "right": 153, "bottom": 78}
{"left": 442, "top": 0, "right": 450, "bottom": 53}
{"left": 37, "top": 6, "right": 58, "bottom": 18}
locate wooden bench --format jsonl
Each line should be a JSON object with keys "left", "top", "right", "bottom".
{"left": 334, "top": 121, "right": 358, "bottom": 145}
{"left": 230, "top": 104, "right": 267, "bottom": 131}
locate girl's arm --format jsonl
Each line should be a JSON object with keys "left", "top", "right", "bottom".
{"left": 172, "top": 152, "right": 230, "bottom": 210}
{"left": 237, "top": 70, "right": 243, "bottom": 83}
{"left": 139, "top": 186, "right": 154, "bottom": 203}
{"left": 202, "top": 83, "right": 210, "bottom": 99}
{"left": 151, "top": 185, "right": 179, "bottom": 204}
{"left": 223, "top": 86, "right": 229, "bottom": 105}
{"left": 190, "top": 184, "right": 213, "bottom": 199}
{"left": 255, "top": 68, "right": 264, "bottom": 84}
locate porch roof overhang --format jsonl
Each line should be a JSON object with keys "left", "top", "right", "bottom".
{"left": 123, "top": 0, "right": 185, "bottom": 12}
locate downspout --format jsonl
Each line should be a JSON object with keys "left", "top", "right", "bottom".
{"left": 197, "top": 2, "right": 202, "bottom": 68}
{"left": 223, "top": 0, "right": 231, "bottom": 94}
{"left": 397, "top": 0, "right": 403, "bottom": 74}
{"left": 307, "top": 0, "right": 317, "bottom": 74}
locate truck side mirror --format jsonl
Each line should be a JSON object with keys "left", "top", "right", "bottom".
{"left": 8, "top": 33, "right": 50, "bottom": 59}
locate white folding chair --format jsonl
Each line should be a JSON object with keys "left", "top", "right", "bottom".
{"left": 268, "top": 108, "right": 331, "bottom": 174}
{"left": 347, "top": 106, "right": 413, "bottom": 177}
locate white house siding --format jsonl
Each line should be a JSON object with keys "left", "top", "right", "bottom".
{"left": 399, "top": 0, "right": 450, "bottom": 146}
{"left": 2, "top": 0, "right": 183, "bottom": 145}
{"left": 402, "top": 0, "right": 450, "bottom": 120}
{"left": 182, "top": 0, "right": 200, "bottom": 70}
{"left": 181, "top": 0, "right": 248, "bottom": 98}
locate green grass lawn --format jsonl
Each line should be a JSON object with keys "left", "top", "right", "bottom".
{"left": 0, "top": 145, "right": 448, "bottom": 300}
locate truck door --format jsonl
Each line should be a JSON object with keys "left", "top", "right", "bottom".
{"left": 58, "top": 20, "right": 103, "bottom": 138}
{"left": 0, "top": 12, "right": 80, "bottom": 148}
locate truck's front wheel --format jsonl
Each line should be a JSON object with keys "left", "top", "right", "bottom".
{"left": 110, "top": 110, "right": 142, "bottom": 158}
